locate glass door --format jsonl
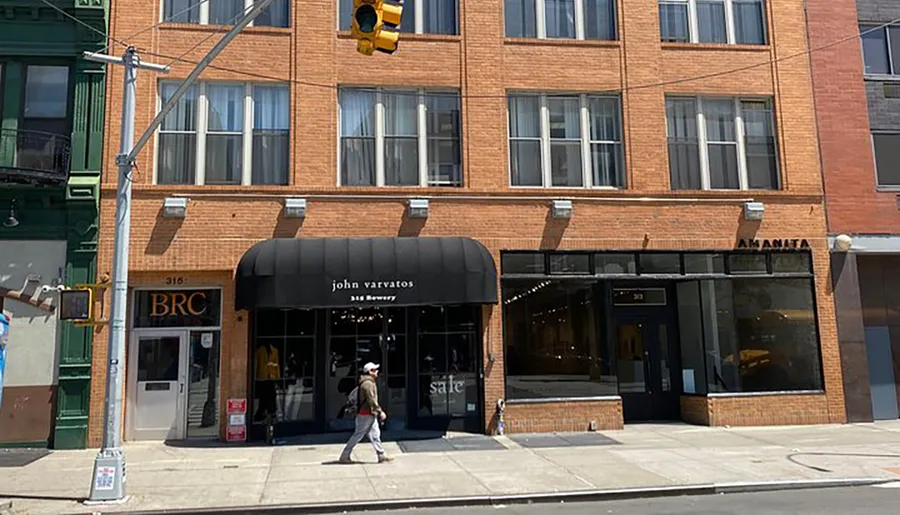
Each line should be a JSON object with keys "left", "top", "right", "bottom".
{"left": 326, "top": 308, "right": 407, "bottom": 431}
{"left": 186, "top": 331, "right": 220, "bottom": 439}
{"left": 128, "top": 332, "right": 187, "bottom": 440}
{"left": 615, "top": 315, "right": 680, "bottom": 422}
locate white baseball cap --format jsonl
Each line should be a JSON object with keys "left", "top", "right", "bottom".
{"left": 363, "top": 362, "right": 380, "bottom": 373}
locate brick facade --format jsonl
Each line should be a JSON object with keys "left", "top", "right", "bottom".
{"left": 90, "top": 0, "right": 846, "bottom": 446}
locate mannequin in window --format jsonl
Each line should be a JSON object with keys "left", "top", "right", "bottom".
{"left": 254, "top": 341, "right": 281, "bottom": 422}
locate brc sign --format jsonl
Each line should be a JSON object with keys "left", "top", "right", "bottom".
{"left": 150, "top": 291, "right": 209, "bottom": 317}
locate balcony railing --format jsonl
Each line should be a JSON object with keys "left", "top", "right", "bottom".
{"left": 0, "top": 128, "right": 72, "bottom": 186}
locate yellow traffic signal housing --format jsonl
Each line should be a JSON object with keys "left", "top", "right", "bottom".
{"left": 351, "top": 0, "right": 404, "bottom": 56}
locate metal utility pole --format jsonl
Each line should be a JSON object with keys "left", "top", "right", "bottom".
{"left": 82, "top": 0, "right": 277, "bottom": 504}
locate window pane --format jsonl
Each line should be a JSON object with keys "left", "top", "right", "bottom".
{"left": 24, "top": 66, "right": 68, "bottom": 119}
{"left": 548, "top": 97, "right": 580, "bottom": 139}
{"left": 742, "top": 100, "right": 778, "bottom": 189}
{"left": 702, "top": 279, "right": 822, "bottom": 393}
{"left": 205, "top": 134, "right": 242, "bottom": 184}
{"left": 771, "top": 253, "right": 811, "bottom": 274}
{"left": 252, "top": 132, "right": 288, "bottom": 185}
{"left": 659, "top": 2, "right": 689, "bottom": 42}
{"left": 861, "top": 26, "right": 890, "bottom": 75}
{"left": 207, "top": 85, "right": 243, "bottom": 132}
{"left": 588, "top": 97, "right": 620, "bottom": 141}
{"left": 545, "top": 0, "right": 576, "bottom": 38}
{"left": 340, "top": 89, "right": 375, "bottom": 137}
{"left": 426, "top": 94, "right": 460, "bottom": 138}
{"left": 341, "top": 138, "right": 376, "bottom": 186}
{"left": 510, "top": 141, "right": 542, "bottom": 186}
{"left": 549, "top": 254, "right": 590, "bottom": 274}
{"left": 502, "top": 253, "right": 544, "bottom": 274}
{"left": 733, "top": 0, "right": 765, "bottom": 45}
{"left": 697, "top": 0, "right": 727, "bottom": 43}
{"left": 890, "top": 26, "right": 900, "bottom": 75}
{"left": 427, "top": 139, "right": 461, "bottom": 186}
{"left": 164, "top": 0, "right": 201, "bottom": 23}
{"left": 591, "top": 143, "right": 624, "bottom": 187}
{"left": 253, "top": 85, "right": 289, "bottom": 185}
{"left": 505, "top": 0, "right": 537, "bottom": 37}
{"left": 729, "top": 253, "right": 767, "bottom": 274}
{"left": 509, "top": 96, "right": 541, "bottom": 138}
{"left": 684, "top": 253, "right": 725, "bottom": 274}
{"left": 340, "top": 0, "right": 353, "bottom": 30}
{"left": 400, "top": 0, "right": 415, "bottom": 32}
{"left": 160, "top": 83, "right": 197, "bottom": 131}
{"left": 639, "top": 253, "right": 681, "bottom": 274}
{"left": 707, "top": 143, "right": 739, "bottom": 189}
{"left": 503, "top": 280, "right": 617, "bottom": 399}
{"left": 384, "top": 91, "right": 418, "bottom": 137}
{"left": 550, "top": 142, "right": 583, "bottom": 186}
{"left": 704, "top": 99, "right": 736, "bottom": 142}
{"left": 584, "top": 0, "right": 615, "bottom": 40}
{"left": 595, "top": 253, "right": 636, "bottom": 274}
{"left": 209, "top": 0, "right": 244, "bottom": 25}
{"left": 158, "top": 133, "right": 197, "bottom": 185}
{"left": 666, "top": 98, "right": 701, "bottom": 189}
{"left": 675, "top": 282, "right": 708, "bottom": 394}
{"left": 873, "top": 133, "right": 900, "bottom": 187}
{"left": 385, "top": 137, "right": 419, "bottom": 186}
{"left": 423, "top": 0, "right": 458, "bottom": 35}
{"left": 257, "top": 0, "right": 290, "bottom": 27}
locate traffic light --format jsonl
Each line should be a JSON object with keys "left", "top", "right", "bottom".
{"left": 351, "top": 0, "right": 404, "bottom": 56}
{"left": 59, "top": 288, "right": 93, "bottom": 321}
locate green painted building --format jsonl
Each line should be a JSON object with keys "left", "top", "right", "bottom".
{"left": 0, "top": 0, "right": 106, "bottom": 449}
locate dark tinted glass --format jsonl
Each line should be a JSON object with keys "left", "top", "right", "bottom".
{"left": 502, "top": 253, "right": 544, "bottom": 274}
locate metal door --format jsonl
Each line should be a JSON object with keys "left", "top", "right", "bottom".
{"left": 127, "top": 331, "right": 187, "bottom": 440}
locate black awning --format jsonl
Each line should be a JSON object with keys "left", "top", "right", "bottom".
{"left": 235, "top": 237, "right": 498, "bottom": 310}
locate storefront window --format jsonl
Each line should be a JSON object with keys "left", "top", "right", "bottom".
{"left": 701, "top": 278, "right": 823, "bottom": 393}
{"left": 676, "top": 282, "right": 708, "bottom": 394}
{"left": 252, "top": 309, "right": 316, "bottom": 424}
{"left": 417, "top": 306, "right": 479, "bottom": 418}
{"left": 503, "top": 280, "right": 617, "bottom": 399}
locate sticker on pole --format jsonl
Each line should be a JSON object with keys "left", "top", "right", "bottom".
{"left": 226, "top": 425, "right": 246, "bottom": 442}
{"left": 94, "top": 466, "right": 117, "bottom": 491}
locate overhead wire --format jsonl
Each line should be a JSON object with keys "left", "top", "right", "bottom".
{"left": 36, "top": 0, "right": 900, "bottom": 100}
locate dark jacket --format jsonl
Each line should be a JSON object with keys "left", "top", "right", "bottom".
{"left": 358, "top": 374, "right": 382, "bottom": 415}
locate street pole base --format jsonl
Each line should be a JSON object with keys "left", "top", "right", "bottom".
{"left": 86, "top": 450, "right": 127, "bottom": 503}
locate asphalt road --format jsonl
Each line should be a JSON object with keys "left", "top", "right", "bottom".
{"left": 364, "top": 485, "right": 900, "bottom": 515}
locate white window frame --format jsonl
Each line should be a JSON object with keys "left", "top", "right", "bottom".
{"left": 336, "top": 87, "right": 461, "bottom": 187}
{"left": 659, "top": 0, "right": 766, "bottom": 45}
{"left": 665, "top": 95, "right": 779, "bottom": 191}
{"left": 522, "top": 0, "right": 615, "bottom": 40}
{"left": 161, "top": 0, "right": 286, "bottom": 27}
{"left": 153, "top": 81, "right": 290, "bottom": 186}
{"left": 871, "top": 131, "right": 900, "bottom": 190}
{"left": 860, "top": 24, "right": 900, "bottom": 78}
{"left": 507, "top": 93, "right": 624, "bottom": 189}
{"left": 338, "top": 0, "right": 459, "bottom": 34}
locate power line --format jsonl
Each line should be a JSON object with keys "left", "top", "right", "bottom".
{"left": 38, "top": 0, "right": 900, "bottom": 100}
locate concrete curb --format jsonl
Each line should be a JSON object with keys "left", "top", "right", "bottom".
{"left": 98, "top": 477, "right": 898, "bottom": 515}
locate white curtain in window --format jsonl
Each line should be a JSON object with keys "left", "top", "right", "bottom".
{"left": 659, "top": 1, "right": 689, "bottom": 42}
{"left": 253, "top": 85, "right": 289, "bottom": 185}
{"left": 666, "top": 98, "right": 701, "bottom": 189}
{"left": 733, "top": 0, "right": 764, "bottom": 44}
{"left": 384, "top": 92, "right": 419, "bottom": 186}
{"left": 548, "top": 97, "right": 582, "bottom": 187}
{"left": 340, "top": 89, "right": 376, "bottom": 186}
{"left": 158, "top": 83, "right": 197, "bottom": 185}
{"left": 164, "top": 0, "right": 200, "bottom": 23}
{"left": 505, "top": 0, "right": 537, "bottom": 37}
{"left": 206, "top": 84, "right": 243, "bottom": 184}
{"left": 588, "top": 97, "right": 623, "bottom": 187}
{"left": 257, "top": 0, "right": 290, "bottom": 27}
{"left": 209, "top": 0, "right": 245, "bottom": 25}
{"left": 508, "top": 96, "right": 542, "bottom": 186}
{"left": 545, "top": 0, "right": 576, "bottom": 38}
{"left": 424, "top": 0, "right": 458, "bottom": 35}
{"left": 703, "top": 99, "right": 739, "bottom": 189}
{"left": 696, "top": 0, "right": 727, "bottom": 43}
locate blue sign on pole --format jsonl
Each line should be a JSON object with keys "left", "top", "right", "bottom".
{"left": 0, "top": 313, "right": 9, "bottom": 410}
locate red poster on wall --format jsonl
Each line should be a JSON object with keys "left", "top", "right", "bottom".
{"left": 227, "top": 398, "right": 247, "bottom": 414}
{"left": 226, "top": 425, "right": 246, "bottom": 442}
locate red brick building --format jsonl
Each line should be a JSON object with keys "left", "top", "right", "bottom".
{"left": 810, "top": 0, "right": 900, "bottom": 422}
{"left": 90, "top": 0, "right": 845, "bottom": 445}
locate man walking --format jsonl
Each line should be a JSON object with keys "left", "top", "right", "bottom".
{"left": 339, "top": 362, "right": 393, "bottom": 464}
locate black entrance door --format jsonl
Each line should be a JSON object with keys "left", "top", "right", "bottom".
{"left": 614, "top": 310, "right": 681, "bottom": 422}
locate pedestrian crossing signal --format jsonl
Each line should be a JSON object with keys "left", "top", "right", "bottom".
{"left": 351, "top": 0, "right": 403, "bottom": 55}
{"left": 59, "top": 289, "right": 92, "bottom": 321}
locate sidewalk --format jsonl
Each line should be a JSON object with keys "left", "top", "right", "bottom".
{"left": 3, "top": 421, "right": 900, "bottom": 514}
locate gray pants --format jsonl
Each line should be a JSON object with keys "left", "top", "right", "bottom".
{"left": 340, "top": 414, "right": 384, "bottom": 460}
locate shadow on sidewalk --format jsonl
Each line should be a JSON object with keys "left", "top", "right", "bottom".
{"left": 0, "top": 493, "right": 85, "bottom": 502}
{"left": 162, "top": 428, "right": 460, "bottom": 449}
